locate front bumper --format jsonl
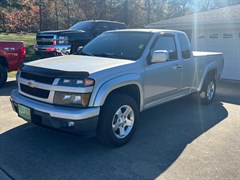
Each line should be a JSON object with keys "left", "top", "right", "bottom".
{"left": 34, "top": 44, "right": 71, "bottom": 54}
{"left": 10, "top": 89, "right": 100, "bottom": 132}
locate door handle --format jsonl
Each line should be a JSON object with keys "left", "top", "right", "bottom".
{"left": 173, "top": 65, "right": 182, "bottom": 70}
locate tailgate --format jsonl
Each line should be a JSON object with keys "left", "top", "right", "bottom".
{"left": 0, "top": 41, "right": 25, "bottom": 52}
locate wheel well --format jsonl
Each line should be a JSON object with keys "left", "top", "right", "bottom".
{"left": 107, "top": 85, "right": 141, "bottom": 109}
{"left": 0, "top": 56, "right": 8, "bottom": 69}
{"left": 206, "top": 69, "right": 217, "bottom": 81}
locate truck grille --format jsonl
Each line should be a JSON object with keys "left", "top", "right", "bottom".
{"left": 36, "top": 35, "right": 55, "bottom": 45}
{"left": 37, "top": 42, "right": 53, "bottom": 45}
{"left": 20, "top": 84, "right": 50, "bottom": 99}
{"left": 19, "top": 72, "right": 54, "bottom": 99}
{"left": 21, "top": 72, "right": 55, "bottom": 84}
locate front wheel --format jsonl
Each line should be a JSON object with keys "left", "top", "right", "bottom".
{"left": 198, "top": 77, "right": 216, "bottom": 105}
{"left": 97, "top": 94, "right": 139, "bottom": 147}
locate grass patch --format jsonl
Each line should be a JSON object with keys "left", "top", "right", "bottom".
{"left": 0, "top": 33, "right": 39, "bottom": 62}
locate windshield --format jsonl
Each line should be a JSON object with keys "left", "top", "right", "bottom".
{"left": 69, "top": 21, "right": 93, "bottom": 31}
{"left": 77, "top": 32, "right": 153, "bottom": 60}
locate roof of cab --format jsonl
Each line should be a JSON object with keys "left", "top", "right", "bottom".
{"left": 106, "top": 28, "right": 186, "bottom": 35}
{"left": 81, "top": 20, "right": 125, "bottom": 24}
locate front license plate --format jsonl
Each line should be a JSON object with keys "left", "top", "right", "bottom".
{"left": 18, "top": 104, "right": 31, "bottom": 121}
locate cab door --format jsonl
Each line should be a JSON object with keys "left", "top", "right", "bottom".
{"left": 177, "top": 34, "right": 195, "bottom": 92}
{"left": 144, "top": 35, "right": 183, "bottom": 107}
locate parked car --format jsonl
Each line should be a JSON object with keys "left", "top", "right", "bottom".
{"left": 11, "top": 29, "right": 224, "bottom": 147}
{"left": 0, "top": 41, "right": 26, "bottom": 87}
{"left": 34, "top": 20, "right": 126, "bottom": 57}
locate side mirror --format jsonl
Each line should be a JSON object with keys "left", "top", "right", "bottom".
{"left": 74, "top": 46, "right": 84, "bottom": 55}
{"left": 151, "top": 50, "right": 169, "bottom": 63}
{"left": 77, "top": 46, "right": 83, "bottom": 52}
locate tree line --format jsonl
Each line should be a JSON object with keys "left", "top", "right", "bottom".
{"left": 0, "top": 0, "right": 239, "bottom": 33}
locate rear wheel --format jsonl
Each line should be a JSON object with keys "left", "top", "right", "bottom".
{"left": 0, "top": 65, "right": 7, "bottom": 88}
{"left": 198, "top": 76, "right": 216, "bottom": 105}
{"left": 97, "top": 94, "right": 139, "bottom": 147}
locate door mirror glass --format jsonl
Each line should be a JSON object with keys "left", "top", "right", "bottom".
{"left": 75, "top": 46, "right": 83, "bottom": 54}
{"left": 151, "top": 50, "right": 169, "bottom": 63}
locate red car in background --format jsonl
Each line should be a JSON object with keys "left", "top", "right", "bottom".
{"left": 0, "top": 41, "right": 26, "bottom": 87}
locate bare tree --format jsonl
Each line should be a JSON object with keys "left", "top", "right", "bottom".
{"left": 167, "top": 0, "right": 192, "bottom": 18}
{"left": 54, "top": 0, "right": 58, "bottom": 29}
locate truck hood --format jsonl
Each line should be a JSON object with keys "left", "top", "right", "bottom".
{"left": 37, "top": 29, "right": 85, "bottom": 35}
{"left": 25, "top": 55, "right": 134, "bottom": 74}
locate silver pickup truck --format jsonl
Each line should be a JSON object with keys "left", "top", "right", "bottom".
{"left": 10, "top": 29, "right": 224, "bottom": 147}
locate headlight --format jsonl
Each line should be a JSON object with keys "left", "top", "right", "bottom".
{"left": 54, "top": 92, "right": 91, "bottom": 107}
{"left": 58, "top": 78, "right": 94, "bottom": 87}
{"left": 58, "top": 36, "right": 68, "bottom": 44}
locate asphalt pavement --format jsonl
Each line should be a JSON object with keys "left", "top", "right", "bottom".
{"left": 0, "top": 78, "right": 239, "bottom": 180}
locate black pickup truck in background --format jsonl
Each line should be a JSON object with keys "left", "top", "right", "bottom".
{"left": 34, "top": 20, "right": 126, "bottom": 57}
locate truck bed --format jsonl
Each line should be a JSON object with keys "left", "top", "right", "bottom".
{"left": 0, "top": 41, "right": 26, "bottom": 72}
{"left": 193, "top": 51, "right": 224, "bottom": 91}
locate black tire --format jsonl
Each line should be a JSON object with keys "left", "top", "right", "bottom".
{"left": 97, "top": 94, "right": 139, "bottom": 147}
{"left": 198, "top": 76, "right": 216, "bottom": 105}
{"left": 0, "top": 65, "right": 7, "bottom": 88}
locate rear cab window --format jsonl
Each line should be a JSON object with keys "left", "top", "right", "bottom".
{"left": 94, "top": 22, "right": 110, "bottom": 34}
{"left": 110, "top": 23, "right": 126, "bottom": 30}
{"left": 178, "top": 34, "right": 191, "bottom": 59}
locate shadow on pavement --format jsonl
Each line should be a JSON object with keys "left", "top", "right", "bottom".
{"left": 0, "top": 96, "right": 228, "bottom": 179}
{"left": 0, "top": 79, "right": 17, "bottom": 96}
{"left": 216, "top": 79, "right": 240, "bottom": 105}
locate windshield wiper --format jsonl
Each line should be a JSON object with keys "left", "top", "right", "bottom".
{"left": 80, "top": 52, "right": 94, "bottom": 56}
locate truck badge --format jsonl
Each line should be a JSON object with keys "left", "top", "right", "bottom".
{"left": 27, "top": 80, "right": 36, "bottom": 88}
